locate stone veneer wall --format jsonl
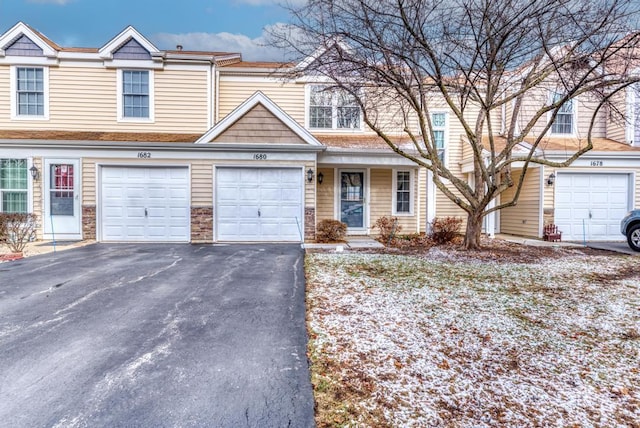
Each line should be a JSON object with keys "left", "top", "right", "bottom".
{"left": 305, "top": 207, "right": 316, "bottom": 241}
{"left": 82, "top": 205, "right": 96, "bottom": 240}
{"left": 191, "top": 206, "right": 213, "bottom": 243}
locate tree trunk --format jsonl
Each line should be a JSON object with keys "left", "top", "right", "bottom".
{"left": 463, "top": 211, "right": 483, "bottom": 250}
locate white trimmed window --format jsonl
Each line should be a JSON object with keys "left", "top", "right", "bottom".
{"left": 431, "top": 112, "right": 447, "bottom": 162}
{"left": 11, "top": 66, "right": 49, "bottom": 119}
{"left": 0, "top": 159, "right": 28, "bottom": 213}
{"left": 308, "top": 85, "right": 361, "bottom": 130}
{"left": 393, "top": 170, "right": 414, "bottom": 215}
{"left": 117, "top": 69, "right": 154, "bottom": 121}
{"left": 550, "top": 92, "right": 574, "bottom": 134}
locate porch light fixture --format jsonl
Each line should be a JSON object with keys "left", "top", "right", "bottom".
{"left": 306, "top": 168, "right": 314, "bottom": 183}
{"left": 317, "top": 172, "right": 324, "bottom": 185}
{"left": 29, "top": 165, "right": 39, "bottom": 180}
{"left": 546, "top": 172, "right": 556, "bottom": 186}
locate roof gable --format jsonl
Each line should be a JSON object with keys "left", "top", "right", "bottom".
{"left": 196, "top": 91, "right": 323, "bottom": 146}
{"left": 99, "top": 26, "right": 159, "bottom": 59}
{"left": 5, "top": 34, "right": 43, "bottom": 57}
{"left": 0, "top": 22, "right": 58, "bottom": 58}
{"left": 113, "top": 37, "right": 151, "bottom": 60}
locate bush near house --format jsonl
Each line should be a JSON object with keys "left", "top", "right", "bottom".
{"left": 429, "top": 216, "right": 463, "bottom": 244}
{"left": 316, "top": 219, "right": 347, "bottom": 243}
{"left": 0, "top": 213, "right": 37, "bottom": 253}
{"left": 374, "top": 216, "right": 402, "bottom": 244}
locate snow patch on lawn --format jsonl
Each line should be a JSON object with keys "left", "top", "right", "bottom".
{"left": 306, "top": 252, "right": 640, "bottom": 426}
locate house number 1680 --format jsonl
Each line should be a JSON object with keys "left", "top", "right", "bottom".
{"left": 253, "top": 153, "right": 267, "bottom": 160}
{"left": 137, "top": 152, "right": 152, "bottom": 158}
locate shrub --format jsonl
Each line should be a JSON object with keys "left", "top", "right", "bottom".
{"left": 0, "top": 213, "right": 38, "bottom": 253}
{"left": 374, "top": 216, "right": 402, "bottom": 245}
{"left": 429, "top": 216, "right": 463, "bottom": 244}
{"left": 316, "top": 219, "right": 347, "bottom": 243}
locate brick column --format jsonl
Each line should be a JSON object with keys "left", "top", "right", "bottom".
{"left": 191, "top": 206, "right": 214, "bottom": 243}
{"left": 82, "top": 205, "right": 96, "bottom": 240}
{"left": 304, "top": 207, "right": 316, "bottom": 242}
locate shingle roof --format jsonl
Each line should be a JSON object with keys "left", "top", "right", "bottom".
{"left": 314, "top": 134, "right": 417, "bottom": 150}
{"left": 0, "top": 130, "right": 201, "bottom": 143}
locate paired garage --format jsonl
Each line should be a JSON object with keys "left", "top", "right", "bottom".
{"left": 99, "top": 166, "right": 304, "bottom": 243}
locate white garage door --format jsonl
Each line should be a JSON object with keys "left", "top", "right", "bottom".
{"left": 101, "top": 166, "right": 190, "bottom": 242}
{"left": 555, "top": 173, "right": 630, "bottom": 241}
{"left": 216, "top": 168, "right": 303, "bottom": 242}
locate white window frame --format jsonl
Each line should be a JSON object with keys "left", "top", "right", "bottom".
{"left": 305, "top": 84, "right": 363, "bottom": 132}
{"left": 10, "top": 65, "right": 49, "bottom": 120}
{"left": 0, "top": 158, "right": 31, "bottom": 214}
{"left": 392, "top": 169, "right": 414, "bottom": 216}
{"left": 117, "top": 69, "right": 155, "bottom": 122}
{"left": 549, "top": 91, "right": 576, "bottom": 136}
{"left": 430, "top": 111, "right": 448, "bottom": 165}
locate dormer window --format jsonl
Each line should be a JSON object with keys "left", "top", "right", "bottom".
{"left": 117, "top": 69, "right": 154, "bottom": 121}
{"left": 550, "top": 92, "right": 574, "bottom": 135}
{"left": 17, "top": 67, "right": 45, "bottom": 116}
{"left": 308, "top": 85, "right": 361, "bottom": 130}
{"left": 10, "top": 65, "right": 49, "bottom": 120}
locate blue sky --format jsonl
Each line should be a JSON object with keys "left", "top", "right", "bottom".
{"left": 0, "top": 0, "right": 298, "bottom": 60}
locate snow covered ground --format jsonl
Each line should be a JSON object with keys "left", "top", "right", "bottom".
{"left": 305, "top": 247, "right": 640, "bottom": 427}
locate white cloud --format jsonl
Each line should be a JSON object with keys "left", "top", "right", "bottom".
{"left": 27, "top": 0, "right": 73, "bottom": 4}
{"left": 152, "top": 24, "right": 299, "bottom": 62}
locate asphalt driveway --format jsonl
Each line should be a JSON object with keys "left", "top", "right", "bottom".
{"left": 0, "top": 244, "right": 314, "bottom": 427}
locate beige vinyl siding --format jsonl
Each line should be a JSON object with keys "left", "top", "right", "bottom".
{"left": 0, "top": 67, "right": 210, "bottom": 133}
{"left": 369, "top": 168, "right": 418, "bottom": 234}
{"left": 499, "top": 167, "right": 541, "bottom": 237}
{"left": 0, "top": 66, "right": 9, "bottom": 121}
{"left": 304, "top": 161, "right": 316, "bottom": 209}
{"left": 218, "top": 79, "right": 305, "bottom": 125}
{"left": 418, "top": 167, "right": 427, "bottom": 233}
{"left": 316, "top": 167, "right": 335, "bottom": 222}
{"left": 212, "top": 104, "right": 305, "bottom": 144}
{"left": 518, "top": 85, "right": 607, "bottom": 139}
{"left": 606, "top": 92, "right": 627, "bottom": 143}
{"left": 82, "top": 158, "right": 96, "bottom": 205}
{"left": 191, "top": 161, "right": 213, "bottom": 206}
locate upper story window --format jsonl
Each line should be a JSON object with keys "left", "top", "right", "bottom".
{"left": 393, "top": 170, "right": 413, "bottom": 215}
{"left": 117, "top": 69, "right": 154, "bottom": 121}
{"left": 308, "top": 85, "right": 361, "bottom": 130}
{"left": 431, "top": 112, "right": 447, "bottom": 162}
{"left": 11, "top": 66, "right": 49, "bottom": 119}
{"left": 550, "top": 92, "right": 574, "bottom": 134}
{"left": 0, "top": 159, "right": 28, "bottom": 213}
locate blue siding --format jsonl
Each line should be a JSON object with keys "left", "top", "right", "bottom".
{"left": 4, "top": 35, "right": 43, "bottom": 57}
{"left": 113, "top": 38, "right": 151, "bottom": 60}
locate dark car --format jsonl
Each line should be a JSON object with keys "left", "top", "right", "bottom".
{"left": 621, "top": 209, "right": 640, "bottom": 252}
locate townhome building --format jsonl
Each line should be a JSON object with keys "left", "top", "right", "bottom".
{"left": 1, "top": 22, "right": 639, "bottom": 243}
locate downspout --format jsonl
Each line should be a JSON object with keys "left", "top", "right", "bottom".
{"left": 500, "top": 92, "right": 506, "bottom": 135}
{"left": 215, "top": 66, "right": 220, "bottom": 125}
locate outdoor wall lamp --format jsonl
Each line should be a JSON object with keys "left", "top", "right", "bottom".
{"left": 546, "top": 172, "right": 556, "bottom": 186}
{"left": 29, "top": 165, "right": 39, "bottom": 180}
{"left": 306, "top": 168, "right": 314, "bottom": 183}
{"left": 317, "top": 172, "right": 324, "bottom": 185}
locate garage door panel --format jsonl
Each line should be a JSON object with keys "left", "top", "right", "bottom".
{"left": 101, "top": 167, "right": 190, "bottom": 242}
{"left": 216, "top": 168, "right": 303, "bottom": 242}
{"left": 555, "top": 173, "right": 630, "bottom": 241}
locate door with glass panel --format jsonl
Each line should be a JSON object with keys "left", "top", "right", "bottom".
{"left": 44, "top": 159, "right": 81, "bottom": 239}
{"left": 340, "top": 171, "right": 366, "bottom": 230}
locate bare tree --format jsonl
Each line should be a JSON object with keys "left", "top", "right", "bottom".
{"left": 274, "top": 0, "right": 640, "bottom": 249}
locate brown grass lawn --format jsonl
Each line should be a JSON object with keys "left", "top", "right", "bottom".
{"left": 305, "top": 243, "right": 640, "bottom": 427}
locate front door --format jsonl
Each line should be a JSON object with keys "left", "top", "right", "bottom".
{"left": 340, "top": 171, "right": 365, "bottom": 230}
{"left": 44, "top": 159, "right": 81, "bottom": 240}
